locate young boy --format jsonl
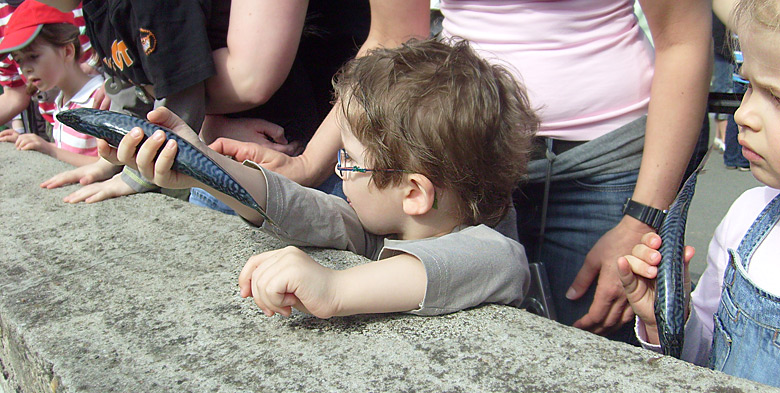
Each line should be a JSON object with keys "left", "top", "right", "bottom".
{"left": 111, "top": 39, "right": 540, "bottom": 317}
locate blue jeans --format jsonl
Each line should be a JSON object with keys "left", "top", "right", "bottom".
{"left": 515, "top": 170, "right": 639, "bottom": 344}
{"left": 724, "top": 115, "right": 749, "bottom": 168}
{"left": 189, "top": 187, "right": 237, "bottom": 215}
{"left": 724, "top": 82, "right": 749, "bottom": 168}
{"left": 188, "top": 173, "right": 347, "bottom": 215}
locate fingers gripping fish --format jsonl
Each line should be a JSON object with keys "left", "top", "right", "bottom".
{"left": 56, "top": 108, "right": 280, "bottom": 230}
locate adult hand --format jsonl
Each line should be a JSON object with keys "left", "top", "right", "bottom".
{"left": 238, "top": 246, "right": 339, "bottom": 318}
{"left": 201, "top": 115, "right": 303, "bottom": 156}
{"left": 209, "top": 138, "right": 313, "bottom": 184}
{"left": 40, "top": 158, "right": 121, "bottom": 189}
{"left": 568, "top": 218, "right": 649, "bottom": 335}
{"left": 91, "top": 84, "right": 111, "bottom": 111}
{"left": 0, "top": 129, "right": 20, "bottom": 143}
{"left": 62, "top": 173, "right": 136, "bottom": 204}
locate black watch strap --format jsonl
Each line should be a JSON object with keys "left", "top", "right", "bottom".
{"left": 622, "top": 198, "right": 668, "bottom": 231}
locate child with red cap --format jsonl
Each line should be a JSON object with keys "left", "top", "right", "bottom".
{"left": 0, "top": 0, "right": 103, "bottom": 167}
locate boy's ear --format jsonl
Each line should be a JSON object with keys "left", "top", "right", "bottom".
{"left": 402, "top": 174, "right": 436, "bottom": 216}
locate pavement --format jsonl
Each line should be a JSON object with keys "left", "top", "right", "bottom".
{"left": 0, "top": 139, "right": 774, "bottom": 392}
{"left": 685, "top": 127, "right": 762, "bottom": 283}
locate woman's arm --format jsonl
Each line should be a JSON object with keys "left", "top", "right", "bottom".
{"left": 247, "top": 0, "right": 431, "bottom": 187}
{"left": 205, "top": 0, "right": 308, "bottom": 114}
{"left": 570, "top": 0, "right": 712, "bottom": 333}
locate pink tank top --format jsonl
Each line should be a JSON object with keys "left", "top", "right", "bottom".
{"left": 440, "top": 0, "right": 654, "bottom": 140}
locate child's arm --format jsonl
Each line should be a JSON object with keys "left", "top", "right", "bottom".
{"left": 14, "top": 133, "right": 100, "bottom": 167}
{"left": 238, "top": 246, "right": 427, "bottom": 318}
{"left": 40, "top": 158, "right": 120, "bottom": 189}
{"left": 617, "top": 232, "right": 695, "bottom": 345}
{"left": 110, "top": 107, "right": 269, "bottom": 225}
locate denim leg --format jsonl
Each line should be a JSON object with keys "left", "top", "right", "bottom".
{"left": 188, "top": 187, "right": 237, "bottom": 215}
{"left": 515, "top": 170, "right": 639, "bottom": 343}
{"left": 724, "top": 116, "right": 750, "bottom": 168}
{"left": 315, "top": 173, "right": 347, "bottom": 200}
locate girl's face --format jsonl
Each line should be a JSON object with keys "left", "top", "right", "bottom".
{"left": 734, "top": 26, "right": 780, "bottom": 189}
{"left": 12, "top": 39, "right": 69, "bottom": 93}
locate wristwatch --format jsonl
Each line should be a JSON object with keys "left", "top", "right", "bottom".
{"left": 622, "top": 198, "right": 668, "bottom": 231}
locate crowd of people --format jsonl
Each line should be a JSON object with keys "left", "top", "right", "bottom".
{"left": 0, "top": 0, "right": 778, "bottom": 387}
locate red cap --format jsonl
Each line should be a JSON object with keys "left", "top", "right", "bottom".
{"left": 0, "top": 0, "right": 77, "bottom": 54}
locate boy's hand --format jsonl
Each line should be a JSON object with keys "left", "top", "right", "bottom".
{"left": 616, "top": 232, "right": 694, "bottom": 344}
{"left": 15, "top": 133, "right": 52, "bottom": 155}
{"left": 238, "top": 246, "right": 340, "bottom": 319}
{"left": 113, "top": 107, "right": 200, "bottom": 190}
{"left": 0, "top": 129, "right": 20, "bottom": 143}
{"left": 40, "top": 158, "right": 121, "bottom": 189}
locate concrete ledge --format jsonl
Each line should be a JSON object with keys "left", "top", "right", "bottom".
{"left": 0, "top": 142, "right": 776, "bottom": 392}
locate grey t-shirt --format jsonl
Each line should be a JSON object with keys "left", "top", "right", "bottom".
{"left": 258, "top": 166, "right": 530, "bottom": 315}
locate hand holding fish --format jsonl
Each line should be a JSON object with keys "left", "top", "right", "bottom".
{"left": 108, "top": 107, "right": 202, "bottom": 190}
{"left": 617, "top": 232, "right": 694, "bottom": 345}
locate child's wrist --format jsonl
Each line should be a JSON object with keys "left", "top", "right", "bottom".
{"left": 642, "top": 321, "right": 660, "bottom": 344}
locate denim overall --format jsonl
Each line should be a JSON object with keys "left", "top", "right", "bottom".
{"left": 709, "top": 194, "right": 780, "bottom": 387}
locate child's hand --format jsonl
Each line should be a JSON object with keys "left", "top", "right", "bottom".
{"left": 40, "top": 158, "right": 121, "bottom": 189}
{"left": 113, "top": 108, "right": 200, "bottom": 190}
{"left": 238, "top": 246, "right": 339, "bottom": 318}
{"left": 15, "top": 133, "right": 52, "bottom": 155}
{"left": 62, "top": 173, "right": 136, "bottom": 204}
{"left": 616, "top": 232, "right": 694, "bottom": 343}
{"left": 0, "top": 129, "right": 20, "bottom": 143}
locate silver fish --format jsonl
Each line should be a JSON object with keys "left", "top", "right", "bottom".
{"left": 654, "top": 153, "right": 709, "bottom": 358}
{"left": 56, "top": 108, "right": 277, "bottom": 228}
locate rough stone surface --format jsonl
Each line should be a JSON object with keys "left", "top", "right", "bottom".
{"left": 0, "top": 142, "right": 776, "bottom": 392}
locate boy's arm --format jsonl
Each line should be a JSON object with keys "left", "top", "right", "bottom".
{"left": 110, "top": 107, "right": 269, "bottom": 225}
{"left": 570, "top": 0, "right": 712, "bottom": 334}
{"left": 238, "top": 246, "right": 426, "bottom": 318}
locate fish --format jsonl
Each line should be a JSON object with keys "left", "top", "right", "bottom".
{"left": 56, "top": 108, "right": 279, "bottom": 229}
{"left": 654, "top": 152, "right": 710, "bottom": 358}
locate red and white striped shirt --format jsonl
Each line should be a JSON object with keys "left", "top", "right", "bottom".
{"left": 0, "top": 2, "right": 94, "bottom": 125}
{"left": 53, "top": 74, "right": 103, "bottom": 156}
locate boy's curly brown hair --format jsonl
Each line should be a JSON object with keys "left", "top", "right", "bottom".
{"left": 333, "top": 38, "right": 539, "bottom": 227}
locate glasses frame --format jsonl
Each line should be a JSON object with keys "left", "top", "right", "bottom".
{"left": 336, "top": 148, "right": 411, "bottom": 178}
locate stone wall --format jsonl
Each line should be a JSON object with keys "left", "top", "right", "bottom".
{"left": 0, "top": 143, "right": 775, "bottom": 392}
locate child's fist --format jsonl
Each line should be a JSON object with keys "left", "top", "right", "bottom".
{"left": 238, "top": 246, "right": 339, "bottom": 318}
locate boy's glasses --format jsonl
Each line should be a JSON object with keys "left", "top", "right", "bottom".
{"left": 336, "top": 149, "right": 410, "bottom": 178}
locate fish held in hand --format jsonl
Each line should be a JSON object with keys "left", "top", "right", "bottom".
{"left": 654, "top": 164, "right": 704, "bottom": 358}
{"left": 56, "top": 108, "right": 278, "bottom": 228}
